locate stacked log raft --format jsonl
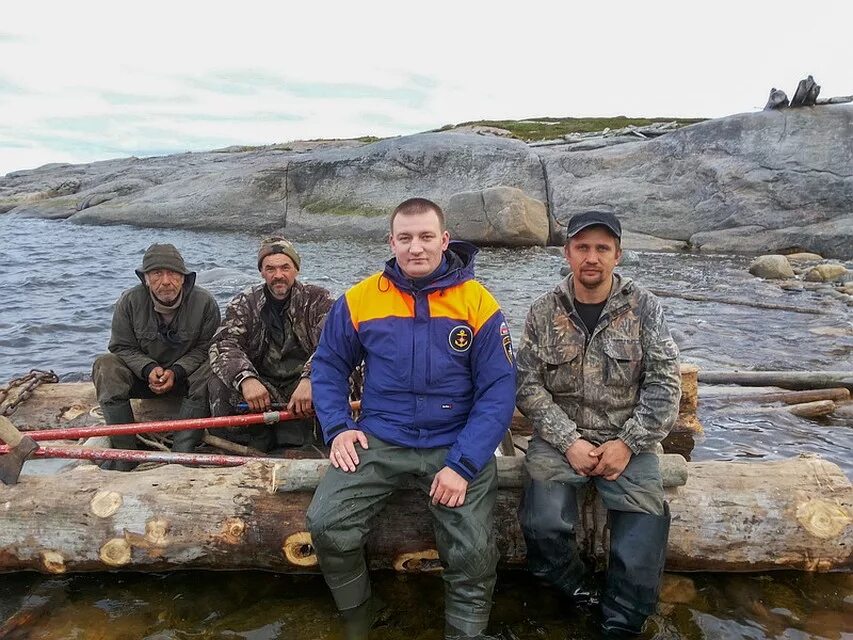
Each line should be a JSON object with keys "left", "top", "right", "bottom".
{"left": 0, "top": 370, "right": 850, "bottom": 575}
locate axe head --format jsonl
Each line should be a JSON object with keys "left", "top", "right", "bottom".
{"left": 0, "top": 436, "right": 39, "bottom": 485}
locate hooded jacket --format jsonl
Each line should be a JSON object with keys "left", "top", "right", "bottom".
{"left": 108, "top": 271, "right": 221, "bottom": 381}
{"left": 311, "top": 241, "right": 517, "bottom": 481}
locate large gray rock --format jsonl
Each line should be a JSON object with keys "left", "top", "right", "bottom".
{"left": 446, "top": 186, "right": 549, "bottom": 246}
{"left": 1, "top": 133, "right": 547, "bottom": 241}
{"left": 2, "top": 107, "right": 851, "bottom": 256}
{"left": 540, "top": 106, "right": 853, "bottom": 258}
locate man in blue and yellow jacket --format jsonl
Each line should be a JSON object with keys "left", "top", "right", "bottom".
{"left": 307, "top": 198, "right": 516, "bottom": 640}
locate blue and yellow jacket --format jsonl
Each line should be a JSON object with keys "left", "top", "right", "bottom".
{"left": 311, "top": 241, "right": 517, "bottom": 481}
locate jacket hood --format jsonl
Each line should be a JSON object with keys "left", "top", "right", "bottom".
{"left": 384, "top": 240, "right": 479, "bottom": 292}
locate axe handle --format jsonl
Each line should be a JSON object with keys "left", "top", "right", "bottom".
{"left": 0, "top": 416, "right": 24, "bottom": 448}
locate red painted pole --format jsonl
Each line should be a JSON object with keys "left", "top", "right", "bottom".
{"left": 0, "top": 444, "right": 280, "bottom": 467}
{"left": 14, "top": 411, "right": 290, "bottom": 442}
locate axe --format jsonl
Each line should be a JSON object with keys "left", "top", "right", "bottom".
{"left": 0, "top": 415, "right": 40, "bottom": 485}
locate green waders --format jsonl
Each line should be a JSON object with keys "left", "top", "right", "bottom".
{"left": 92, "top": 353, "right": 211, "bottom": 467}
{"left": 306, "top": 434, "right": 499, "bottom": 639}
{"left": 519, "top": 436, "right": 669, "bottom": 636}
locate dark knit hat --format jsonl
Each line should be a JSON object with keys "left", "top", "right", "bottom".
{"left": 135, "top": 243, "right": 191, "bottom": 278}
{"left": 257, "top": 236, "right": 301, "bottom": 271}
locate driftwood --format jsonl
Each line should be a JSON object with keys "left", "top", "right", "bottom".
{"left": 701, "top": 387, "right": 850, "bottom": 405}
{"left": 0, "top": 456, "right": 848, "bottom": 574}
{"left": 786, "top": 400, "right": 836, "bottom": 418}
{"left": 648, "top": 288, "right": 826, "bottom": 315}
{"left": 698, "top": 371, "right": 853, "bottom": 392}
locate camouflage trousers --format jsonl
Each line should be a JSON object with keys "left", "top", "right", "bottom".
{"left": 207, "top": 374, "right": 318, "bottom": 450}
{"left": 306, "top": 434, "right": 499, "bottom": 636}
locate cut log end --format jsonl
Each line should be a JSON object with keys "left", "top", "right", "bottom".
{"left": 795, "top": 499, "right": 852, "bottom": 540}
{"left": 99, "top": 538, "right": 132, "bottom": 567}
{"left": 393, "top": 549, "right": 443, "bottom": 573}
{"left": 89, "top": 490, "right": 123, "bottom": 518}
{"left": 282, "top": 532, "right": 318, "bottom": 567}
{"left": 40, "top": 550, "right": 66, "bottom": 574}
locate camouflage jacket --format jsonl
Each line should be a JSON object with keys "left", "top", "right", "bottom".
{"left": 516, "top": 273, "right": 680, "bottom": 454}
{"left": 108, "top": 273, "right": 221, "bottom": 380}
{"left": 209, "top": 281, "right": 334, "bottom": 389}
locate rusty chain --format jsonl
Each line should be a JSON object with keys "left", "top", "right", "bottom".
{"left": 0, "top": 369, "right": 59, "bottom": 417}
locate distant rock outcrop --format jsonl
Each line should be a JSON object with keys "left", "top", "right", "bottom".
{"left": 2, "top": 106, "right": 851, "bottom": 256}
{"left": 446, "top": 186, "right": 549, "bottom": 246}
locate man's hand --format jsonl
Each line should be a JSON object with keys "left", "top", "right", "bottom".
{"left": 240, "top": 378, "right": 271, "bottom": 412}
{"left": 148, "top": 367, "right": 175, "bottom": 395}
{"left": 589, "top": 439, "right": 632, "bottom": 481}
{"left": 566, "top": 439, "right": 599, "bottom": 476}
{"left": 329, "top": 430, "right": 368, "bottom": 472}
{"left": 287, "top": 378, "right": 313, "bottom": 417}
{"left": 430, "top": 466, "right": 469, "bottom": 508}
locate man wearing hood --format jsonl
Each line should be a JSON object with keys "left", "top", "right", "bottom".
{"left": 515, "top": 211, "right": 681, "bottom": 637}
{"left": 307, "top": 198, "right": 517, "bottom": 640}
{"left": 207, "top": 237, "right": 335, "bottom": 451}
{"left": 92, "top": 243, "right": 221, "bottom": 469}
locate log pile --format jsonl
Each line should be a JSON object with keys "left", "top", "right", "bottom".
{"left": 0, "top": 455, "right": 848, "bottom": 574}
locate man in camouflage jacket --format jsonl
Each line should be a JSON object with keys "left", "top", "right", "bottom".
{"left": 208, "top": 237, "right": 334, "bottom": 450}
{"left": 516, "top": 211, "right": 680, "bottom": 638}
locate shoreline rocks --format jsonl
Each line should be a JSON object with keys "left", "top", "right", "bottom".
{"left": 2, "top": 106, "right": 851, "bottom": 257}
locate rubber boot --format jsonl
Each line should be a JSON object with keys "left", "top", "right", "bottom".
{"left": 339, "top": 596, "right": 387, "bottom": 640}
{"left": 100, "top": 401, "right": 138, "bottom": 471}
{"left": 444, "top": 621, "right": 500, "bottom": 640}
{"left": 600, "top": 503, "right": 671, "bottom": 637}
{"left": 519, "top": 479, "right": 595, "bottom": 606}
{"left": 171, "top": 400, "right": 208, "bottom": 453}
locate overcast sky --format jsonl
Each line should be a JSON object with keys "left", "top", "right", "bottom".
{"left": 1, "top": 0, "right": 850, "bottom": 175}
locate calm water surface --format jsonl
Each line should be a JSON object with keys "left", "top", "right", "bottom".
{"left": 0, "top": 215, "right": 851, "bottom": 639}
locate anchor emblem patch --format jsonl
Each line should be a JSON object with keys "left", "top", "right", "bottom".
{"left": 449, "top": 325, "right": 473, "bottom": 352}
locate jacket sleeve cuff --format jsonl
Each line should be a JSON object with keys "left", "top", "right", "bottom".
{"left": 617, "top": 421, "right": 643, "bottom": 455}
{"left": 233, "top": 370, "right": 257, "bottom": 392}
{"left": 445, "top": 459, "right": 476, "bottom": 482}
{"left": 323, "top": 422, "right": 350, "bottom": 445}
{"left": 171, "top": 364, "right": 187, "bottom": 385}
{"left": 141, "top": 362, "right": 157, "bottom": 382}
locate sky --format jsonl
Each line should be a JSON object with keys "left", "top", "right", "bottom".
{"left": 1, "top": 0, "right": 850, "bottom": 176}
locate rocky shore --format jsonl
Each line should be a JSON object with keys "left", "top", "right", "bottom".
{"left": 2, "top": 106, "right": 851, "bottom": 258}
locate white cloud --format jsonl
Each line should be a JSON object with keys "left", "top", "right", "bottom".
{"left": 1, "top": 0, "right": 850, "bottom": 175}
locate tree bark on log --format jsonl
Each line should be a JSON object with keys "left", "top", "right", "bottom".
{"left": 698, "top": 371, "right": 853, "bottom": 392}
{"left": 0, "top": 457, "right": 849, "bottom": 575}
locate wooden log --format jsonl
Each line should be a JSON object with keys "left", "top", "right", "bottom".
{"left": 648, "top": 288, "right": 826, "bottom": 315}
{"left": 675, "top": 363, "right": 702, "bottom": 433}
{"left": 0, "top": 457, "right": 848, "bottom": 574}
{"left": 701, "top": 387, "right": 850, "bottom": 405}
{"left": 787, "top": 400, "right": 836, "bottom": 418}
{"left": 698, "top": 371, "right": 853, "bottom": 392}
{"left": 270, "top": 454, "right": 688, "bottom": 492}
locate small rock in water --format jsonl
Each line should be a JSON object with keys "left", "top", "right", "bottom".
{"left": 803, "top": 263, "right": 848, "bottom": 283}
{"left": 619, "top": 250, "right": 640, "bottom": 266}
{"left": 748, "top": 255, "right": 795, "bottom": 280}
{"left": 659, "top": 574, "right": 697, "bottom": 604}
{"left": 779, "top": 280, "right": 804, "bottom": 291}
{"left": 544, "top": 246, "right": 564, "bottom": 257}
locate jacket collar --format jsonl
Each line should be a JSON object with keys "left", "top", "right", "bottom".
{"left": 382, "top": 240, "right": 479, "bottom": 293}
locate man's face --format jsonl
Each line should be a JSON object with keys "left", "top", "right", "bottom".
{"left": 144, "top": 269, "right": 185, "bottom": 304}
{"left": 389, "top": 210, "right": 450, "bottom": 279}
{"left": 564, "top": 226, "right": 622, "bottom": 291}
{"left": 261, "top": 253, "right": 298, "bottom": 299}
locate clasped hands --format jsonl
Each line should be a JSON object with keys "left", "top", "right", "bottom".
{"left": 566, "top": 438, "right": 632, "bottom": 481}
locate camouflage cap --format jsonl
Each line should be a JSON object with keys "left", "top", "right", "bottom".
{"left": 135, "top": 243, "right": 190, "bottom": 277}
{"left": 257, "top": 236, "right": 301, "bottom": 271}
